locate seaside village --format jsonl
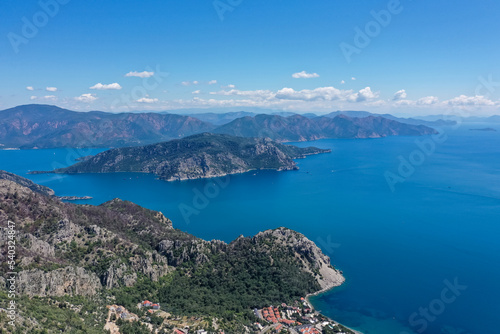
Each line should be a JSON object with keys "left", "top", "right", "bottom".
{"left": 104, "top": 296, "right": 355, "bottom": 334}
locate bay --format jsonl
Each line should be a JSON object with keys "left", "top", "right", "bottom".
{"left": 1, "top": 124, "right": 499, "bottom": 334}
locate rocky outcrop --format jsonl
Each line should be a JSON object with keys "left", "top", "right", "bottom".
{"left": 253, "top": 227, "right": 344, "bottom": 290}
{"left": 102, "top": 252, "right": 172, "bottom": 288}
{"left": 17, "top": 266, "right": 102, "bottom": 297}
{"left": 24, "top": 234, "right": 56, "bottom": 258}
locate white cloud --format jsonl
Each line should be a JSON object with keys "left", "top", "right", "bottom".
{"left": 221, "top": 84, "right": 235, "bottom": 89}
{"left": 212, "top": 89, "right": 274, "bottom": 99}
{"left": 445, "top": 95, "right": 495, "bottom": 106}
{"left": 192, "top": 90, "right": 201, "bottom": 94}
{"left": 292, "top": 71, "right": 320, "bottom": 79}
{"left": 367, "top": 99, "right": 387, "bottom": 107}
{"left": 351, "top": 77, "right": 356, "bottom": 80}
{"left": 393, "top": 96, "right": 438, "bottom": 106}
{"left": 417, "top": 96, "right": 439, "bottom": 105}
{"left": 181, "top": 80, "right": 200, "bottom": 86}
{"left": 208, "top": 80, "right": 217, "bottom": 85}
{"left": 46, "top": 87, "right": 57, "bottom": 92}
{"left": 394, "top": 99, "right": 413, "bottom": 106}
{"left": 350, "top": 87, "right": 379, "bottom": 102}
{"left": 276, "top": 87, "right": 343, "bottom": 101}
{"left": 137, "top": 97, "right": 159, "bottom": 103}
{"left": 89, "top": 83, "right": 122, "bottom": 90}
{"left": 30, "top": 95, "right": 57, "bottom": 102}
{"left": 393, "top": 89, "right": 407, "bottom": 101}
{"left": 75, "top": 93, "right": 97, "bottom": 102}
{"left": 340, "top": 80, "right": 345, "bottom": 84}
{"left": 273, "top": 86, "right": 378, "bottom": 103}
{"left": 125, "top": 71, "right": 154, "bottom": 78}
{"left": 26, "top": 86, "right": 34, "bottom": 91}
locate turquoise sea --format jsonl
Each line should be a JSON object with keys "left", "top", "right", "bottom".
{"left": 1, "top": 124, "right": 499, "bottom": 334}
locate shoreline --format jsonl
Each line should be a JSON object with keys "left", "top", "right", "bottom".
{"left": 306, "top": 279, "right": 364, "bottom": 334}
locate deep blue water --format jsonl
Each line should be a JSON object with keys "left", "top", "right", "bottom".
{"left": 1, "top": 124, "right": 499, "bottom": 334}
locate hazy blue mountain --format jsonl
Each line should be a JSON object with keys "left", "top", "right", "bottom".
{"left": 186, "top": 111, "right": 256, "bottom": 125}
{"left": 323, "top": 110, "right": 456, "bottom": 127}
{"left": 0, "top": 104, "right": 215, "bottom": 149}
{"left": 214, "top": 114, "right": 438, "bottom": 142}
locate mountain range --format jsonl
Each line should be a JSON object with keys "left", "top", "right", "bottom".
{"left": 0, "top": 104, "right": 215, "bottom": 149}
{"left": 214, "top": 114, "right": 438, "bottom": 142}
{"left": 322, "top": 110, "right": 457, "bottom": 127}
{"left": 0, "top": 104, "right": 446, "bottom": 149}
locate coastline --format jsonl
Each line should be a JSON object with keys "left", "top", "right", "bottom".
{"left": 28, "top": 165, "right": 300, "bottom": 182}
{"left": 306, "top": 279, "right": 364, "bottom": 334}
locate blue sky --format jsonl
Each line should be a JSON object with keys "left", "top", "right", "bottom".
{"left": 1, "top": 0, "right": 499, "bottom": 115}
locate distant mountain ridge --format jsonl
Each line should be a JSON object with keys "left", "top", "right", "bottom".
{"left": 323, "top": 110, "right": 457, "bottom": 127}
{"left": 1, "top": 104, "right": 442, "bottom": 148}
{"left": 48, "top": 133, "right": 330, "bottom": 181}
{"left": 214, "top": 114, "right": 438, "bottom": 142}
{"left": 0, "top": 104, "right": 215, "bottom": 149}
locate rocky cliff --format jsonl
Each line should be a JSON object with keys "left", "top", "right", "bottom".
{"left": 253, "top": 228, "right": 344, "bottom": 290}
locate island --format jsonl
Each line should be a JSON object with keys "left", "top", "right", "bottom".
{"left": 0, "top": 173, "right": 355, "bottom": 333}
{"left": 36, "top": 133, "right": 331, "bottom": 181}
{"left": 469, "top": 127, "right": 497, "bottom": 132}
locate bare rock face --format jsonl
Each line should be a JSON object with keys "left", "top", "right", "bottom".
{"left": 102, "top": 261, "right": 130, "bottom": 289}
{"left": 102, "top": 252, "right": 171, "bottom": 288}
{"left": 254, "top": 227, "right": 345, "bottom": 290}
{"left": 129, "top": 252, "right": 171, "bottom": 282}
{"left": 25, "top": 234, "right": 56, "bottom": 257}
{"left": 50, "top": 219, "right": 82, "bottom": 244}
{"left": 154, "top": 211, "right": 173, "bottom": 228}
{"left": 17, "top": 266, "right": 102, "bottom": 297}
